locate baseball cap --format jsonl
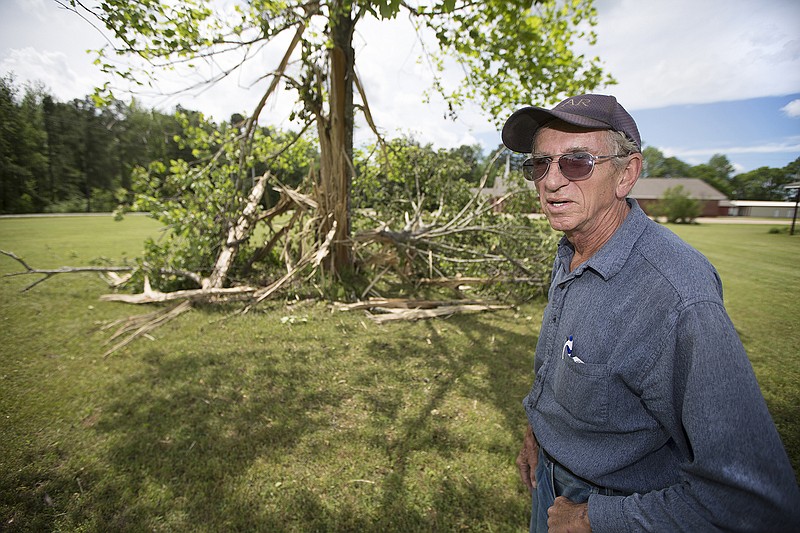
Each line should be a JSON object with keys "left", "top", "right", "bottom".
{"left": 501, "top": 94, "right": 641, "bottom": 154}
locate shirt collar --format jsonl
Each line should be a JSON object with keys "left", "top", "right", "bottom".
{"left": 556, "top": 198, "right": 649, "bottom": 281}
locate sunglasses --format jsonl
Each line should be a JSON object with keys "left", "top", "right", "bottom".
{"left": 521, "top": 152, "right": 623, "bottom": 182}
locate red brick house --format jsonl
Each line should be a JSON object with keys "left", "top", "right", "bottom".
{"left": 629, "top": 178, "right": 730, "bottom": 217}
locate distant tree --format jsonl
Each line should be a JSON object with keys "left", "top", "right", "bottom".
{"left": 730, "top": 164, "right": 798, "bottom": 200}
{"left": 641, "top": 146, "right": 665, "bottom": 177}
{"left": 641, "top": 146, "right": 691, "bottom": 177}
{"left": 0, "top": 76, "right": 49, "bottom": 213}
{"left": 687, "top": 153, "right": 733, "bottom": 197}
{"left": 447, "top": 144, "right": 485, "bottom": 185}
{"left": 0, "top": 74, "right": 23, "bottom": 212}
{"left": 0, "top": 75, "right": 218, "bottom": 214}
{"left": 654, "top": 185, "right": 701, "bottom": 224}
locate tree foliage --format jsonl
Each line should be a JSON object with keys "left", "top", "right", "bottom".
{"left": 653, "top": 185, "right": 701, "bottom": 224}
{"left": 687, "top": 154, "right": 734, "bottom": 197}
{"left": 411, "top": 0, "right": 612, "bottom": 123}
{"left": 642, "top": 146, "right": 692, "bottom": 178}
{"left": 351, "top": 138, "right": 557, "bottom": 300}
{"left": 63, "top": 0, "right": 611, "bottom": 279}
{"left": 130, "top": 110, "right": 318, "bottom": 292}
{"left": 0, "top": 74, "right": 189, "bottom": 214}
{"left": 730, "top": 160, "right": 800, "bottom": 200}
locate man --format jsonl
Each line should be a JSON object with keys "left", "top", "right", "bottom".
{"left": 501, "top": 94, "right": 800, "bottom": 532}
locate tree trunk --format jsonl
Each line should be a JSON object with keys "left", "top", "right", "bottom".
{"left": 205, "top": 172, "right": 270, "bottom": 289}
{"left": 316, "top": 0, "right": 355, "bottom": 276}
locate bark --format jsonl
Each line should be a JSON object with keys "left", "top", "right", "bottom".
{"left": 205, "top": 171, "right": 270, "bottom": 289}
{"left": 316, "top": 0, "right": 355, "bottom": 276}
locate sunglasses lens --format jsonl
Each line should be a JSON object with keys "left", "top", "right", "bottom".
{"left": 522, "top": 158, "right": 550, "bottom": 181}
{"left": 522, "top": 153, "right": 604, "bottom": 181}
{"left": 559, "top": 153, "right": 594, "bottom": 180}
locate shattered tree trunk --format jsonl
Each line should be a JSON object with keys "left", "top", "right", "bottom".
{"left": 316, "top": 0, "right": 355, "bottom": 276}
{"left": 205, "top": 172, "right": 270, "bottom": 289}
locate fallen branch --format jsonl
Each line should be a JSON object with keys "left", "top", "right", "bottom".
{"left": 243, "top": 221, "right": 337, "bottom": 312}
{"left": 417, "top": 276, "right": 545, "bottom": 288}
{"left": 1, "top": 249, "right": 133, "bottom": 291}
{"left": 205, "top": 171, "right": 271, "bottom": 289}
{"left": 335, "top": 298, "right": 497, "bottom": 311}
{"left": 102, "top": 300, "right": 194, "bottom": 357}
{"left": 335, "top": 297, "right": 512, "bottom": 323}
{"left": 368, "top": 303, "right": 511, "bottom": 323}
{"left": 99, "top": 280, "right": 257, "bottom": 304}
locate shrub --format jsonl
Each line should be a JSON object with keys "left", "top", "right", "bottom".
{"left": 654, "top": 185, "right": 702, "bottom": 224}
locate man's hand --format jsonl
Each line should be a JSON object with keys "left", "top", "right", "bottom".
{"left": 516, "top": 424, "right": 539, "bottom": 491}
{"left": 547, "top": 496, "right": 591, "bottom": 533}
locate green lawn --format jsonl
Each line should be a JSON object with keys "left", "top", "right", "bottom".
{"left": 0, "top": 216, "right": 798, "bottom": 531}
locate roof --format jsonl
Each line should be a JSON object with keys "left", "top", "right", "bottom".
{"left": 630, "top": 178, "right": 727, "bottom": 201}
{"left": 729, "top": 200, "right": 798, "bottom": 208}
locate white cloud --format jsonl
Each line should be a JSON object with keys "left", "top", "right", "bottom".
{"left": 0, "top": 47, "right": 101, "bottom": 101}
{"left": 661, "top": 138, "right": 800, "bottom": 160}
{"left": 586, "top": 0, "right": 800, "bottom": 110}
{"left": 781, "top": 99, "right": 800, "bottom": 118}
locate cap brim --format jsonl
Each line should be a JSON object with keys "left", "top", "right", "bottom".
{"left": 501, "top": 107, "right": 612, "bottom": 154}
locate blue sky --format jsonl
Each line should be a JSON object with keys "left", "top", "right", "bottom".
{"left": 1, "top": 0, "right": 799, "bottom": 174}
{"left": 633, "top": 95, "right": 800, "bottom": 172}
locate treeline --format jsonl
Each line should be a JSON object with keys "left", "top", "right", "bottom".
{"left": 2, "top": 73, "right": 798, "bottom": 215}
{"left": 0, "top": 74, "right": 237, "bottom": 214}
{"left": 0, "top": 74, "right": 490, "bottom": 215}
{"left": 641, "top": 148, "right": 799, "bottom": 201}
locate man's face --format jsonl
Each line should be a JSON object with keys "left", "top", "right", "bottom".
{"left": 533, "top": 125, "right": 627, "bottom": 241}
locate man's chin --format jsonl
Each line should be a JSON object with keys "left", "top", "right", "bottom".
{"left": 544, "top": 213, "right": 575, "bottom": 232}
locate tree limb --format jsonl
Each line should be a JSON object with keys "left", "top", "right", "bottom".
{"left": 1, "top": 249, "right": 133, "bottom": 292}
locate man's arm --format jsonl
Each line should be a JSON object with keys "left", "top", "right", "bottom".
{"left": 589, "top": 301, "right": 800, "bottom": 532}
{"left": 516, "top": 424, "right": 539, "bottom": 491}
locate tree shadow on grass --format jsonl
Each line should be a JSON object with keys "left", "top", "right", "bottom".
{"left": 3, "top": 309, "right": 539, "bottom": 532}
{"left": 85, "top": 345, "right": 341, "bottom": 531}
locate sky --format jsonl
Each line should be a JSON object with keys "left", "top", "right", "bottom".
{"left": 1, "top": 0, "right": 799, "bottom": 174}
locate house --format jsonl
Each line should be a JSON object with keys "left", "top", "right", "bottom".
{"left": 727, "top": 200, "right": 797, "bottom": 218}
{"left": 629, "top": 178, "right": 730, "bottom": 217}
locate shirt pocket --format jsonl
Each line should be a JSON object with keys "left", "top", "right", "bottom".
{"left": 553, "top": 357, "right": 610, "bottom": 425}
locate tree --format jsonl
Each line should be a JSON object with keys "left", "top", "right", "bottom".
{"left": 67, "top": 0, "right": 610, "bottom": 280}
{"left": 687, "top": 153, "right": 733, "bottom": 197}
{"left": 730, "top": 162, "right": 799, "bottom": 201}
{"left": 641, "top": 146, "right": 691, "bottom": 178}
{"left": 0, "top": 76, "right": 49, "bottom": 213}
{"left": 654, "top": 185, "right": 701, "bottom": 224}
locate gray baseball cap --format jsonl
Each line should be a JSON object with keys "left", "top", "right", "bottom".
{"left": 501, "top": 94, "right": 641, "bottom": 153}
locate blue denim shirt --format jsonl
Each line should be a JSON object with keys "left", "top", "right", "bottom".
{"left": 524, "top": 199, "right": 800, "bottom": 532}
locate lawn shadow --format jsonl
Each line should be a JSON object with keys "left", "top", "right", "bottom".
{"left": 85, "top": 345, "right": 342, "bottom": 530}
{"left": 7, "top": 308, "right": 538, "bottom": 531}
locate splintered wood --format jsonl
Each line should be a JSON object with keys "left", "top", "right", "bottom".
{"left": 336, "top": 298, "right": 510, "bottom": 323}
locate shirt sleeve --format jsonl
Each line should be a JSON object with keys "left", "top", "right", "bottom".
{"left": 588, "top": 300, "right": 800, "bottom": 533}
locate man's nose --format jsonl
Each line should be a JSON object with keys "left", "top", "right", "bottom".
{"left": 540, "top": 159, "right": 569, "bottom": 189}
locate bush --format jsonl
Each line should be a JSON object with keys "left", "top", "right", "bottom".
{"left": 654, "top": 185, "right": 702, "bottom": 224}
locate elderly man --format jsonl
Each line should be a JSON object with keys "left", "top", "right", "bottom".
{"left": 502, "top": 94, "right": 800, "bottom": 532}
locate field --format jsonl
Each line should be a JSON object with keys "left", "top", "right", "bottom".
{"left": 1, "top": 215, "right": 798, "bottom": 531}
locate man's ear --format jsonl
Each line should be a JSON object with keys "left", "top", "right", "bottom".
{"left": 616, "top": 154, "right": 642, "bottom": 199}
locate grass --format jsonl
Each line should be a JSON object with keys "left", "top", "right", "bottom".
{"left": 0, "top": 216, "right": 798, "bottom": 531}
